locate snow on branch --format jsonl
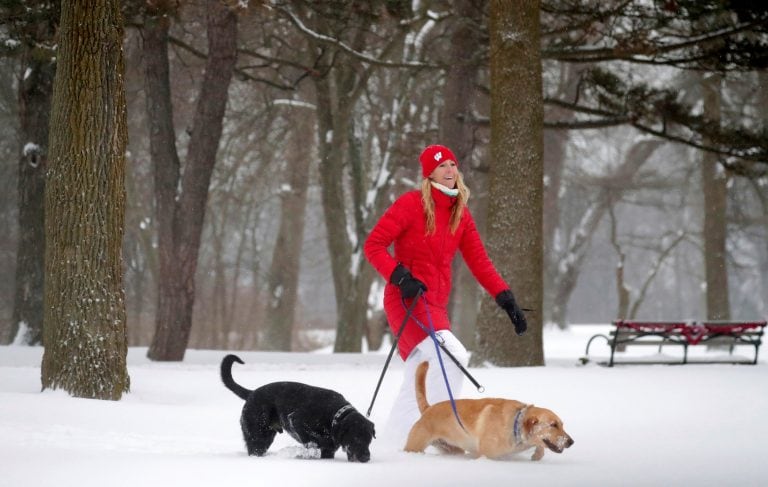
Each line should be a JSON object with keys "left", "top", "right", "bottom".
{"left": 274, "top": 4, "right": 438, "bottom": 70}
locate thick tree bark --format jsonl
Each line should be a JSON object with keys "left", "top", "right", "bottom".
{"left": 701, "top": 74, "right": 730, "bottom": 321}
{"left": 474, "top": 0, "right": 544, "bottom": 366}
{"left": 145, "top": 0, "right": 238, "bottom": 361}
{"left": 6, "top": 43, "right": 55, "bottom": 345}
{"left": 40, "top": 0, "right": 130, "bottom": 399}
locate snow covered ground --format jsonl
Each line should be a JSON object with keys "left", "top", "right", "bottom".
{"left": 1, "top": 325, "right": 766, "bottom": 487}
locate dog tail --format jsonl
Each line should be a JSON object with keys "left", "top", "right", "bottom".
{"left": 220, "top": 354, "right": 251, "bottom": 400}
{"left": 415, "top": 361, "right": 430, "bottom": 413}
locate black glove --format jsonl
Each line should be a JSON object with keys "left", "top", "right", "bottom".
{"left": 495, "top": 289, "right": 528, "bottom": 336}
{"left": 390, "top": 264, "right": 427, "bottom": 299}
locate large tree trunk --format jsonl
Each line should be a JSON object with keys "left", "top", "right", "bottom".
{"left": 141, "top": 12, "right": 184, "bottom": 359}
{"left": 701, "top": 73, "right": 730, "bottom": 320}
{"left": 145, "top": 0, "right": 238, "bottom": 361}
{"left": 474, "top": 0, "right": 544, "bottom": 366}
{"left": 262, "top": 107, "right": 313, "bottom": 351}
{"left": 7, "top": 41, "right": 55, "bottom": 345}
{"left": 40, "top": 0, "right": 130, "bottom": 399}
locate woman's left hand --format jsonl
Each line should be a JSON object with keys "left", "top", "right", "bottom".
{"left": 495, "top": 290, "right": 528, "bottom": 336}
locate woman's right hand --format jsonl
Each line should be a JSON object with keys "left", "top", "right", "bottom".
{"left": 390, "top": 264, "right": 427, "bottom": 299}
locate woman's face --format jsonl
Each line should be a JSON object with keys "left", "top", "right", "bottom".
{"left": 429, "top": 160, "right": 458, "bottom": 189}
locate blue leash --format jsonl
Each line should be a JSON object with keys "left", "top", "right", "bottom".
{"left": 400, "top": 296, "right": 466, "bottom": 431}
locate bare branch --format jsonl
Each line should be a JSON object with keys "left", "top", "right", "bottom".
{"left": 167, "top": 35, "right": 296, "bottom": 91}
{"left": 272, "top": 4, "right": 439, "bottom": 70}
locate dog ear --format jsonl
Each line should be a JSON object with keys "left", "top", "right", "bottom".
{"left": 525, "top": 417, "right": 539, "bottom": 431}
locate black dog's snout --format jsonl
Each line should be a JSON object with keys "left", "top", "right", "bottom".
{"left": 347, "top": 450, "right": 371, "bottom": 463}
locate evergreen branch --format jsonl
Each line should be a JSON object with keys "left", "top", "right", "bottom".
{"left": 543, "top": 19, "right": 765, "bottom": 66}
{"left": 544, "top": 85, "right": 768, "bottom": 178}
{"left": 545, "top": 117, "right": 633, "bottom": 129}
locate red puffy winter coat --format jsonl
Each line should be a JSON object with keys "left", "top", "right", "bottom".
{"left": 364, "top": 186, "right": 509, "bottom": 359}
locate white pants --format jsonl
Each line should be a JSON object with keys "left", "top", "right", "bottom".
{"left": 383, "top": 330, "right": 469, "bottom": 448}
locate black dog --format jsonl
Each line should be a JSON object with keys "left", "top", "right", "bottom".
{"left": 220, "top": 354, "right": 375, "bottom": 462}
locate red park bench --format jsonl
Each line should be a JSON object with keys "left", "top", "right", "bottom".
{"left": 581, "top": 320, "right": 766, "bottom": 366}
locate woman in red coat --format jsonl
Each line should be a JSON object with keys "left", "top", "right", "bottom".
{"left": 364, "top": 144, "right": 528, "bottom": 445}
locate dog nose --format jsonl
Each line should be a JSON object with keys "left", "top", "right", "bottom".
{"left": 348, "top": 451, "right": 370, "bottom": 462}
{"left": 567, "top": 436, "right": 574, "bottom": 447}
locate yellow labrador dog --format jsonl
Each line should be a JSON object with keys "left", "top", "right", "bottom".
{"left": 404, "top": 361, "right": 573, "bottom": 460}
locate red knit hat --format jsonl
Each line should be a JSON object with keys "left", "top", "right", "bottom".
{"left": 419, "top": 144, "right": 457, "bottom": 178}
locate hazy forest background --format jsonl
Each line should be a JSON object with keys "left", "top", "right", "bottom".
{"left": 0, "top": 1, "right": 766, "bottom": 374}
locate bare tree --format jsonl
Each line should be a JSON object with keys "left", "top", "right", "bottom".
{"left": 474, "top": 0, "right": 544, "bottom": 366}
{"left": 262, "top": 99, "right": 314, "bottom": 350}
{"left": 2, "top": 1, "right": 58, "bottom": 345}
{"left": 0, "top": 58, "right": 19, "bottom": 333}
{"left": 277, "top": 2, "right": 434, "bottom": 352}
{"left": 608, "top": 204, "right": 690, "bottom": 319}
{"left": 142, "top": 0, "right": 238, "bottom": 361}
{"left": 40, "top": 0, "right": 130, "bottom": 399}
{"left": 542, "top": 63, "right": 587, "bottom": 328}
{"left": 701, "top": 73, "right": 730, "bottom": 320}
{"left": 550, "top": 139, "right": 663, "bottom": 326}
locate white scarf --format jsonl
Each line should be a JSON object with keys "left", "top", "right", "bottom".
{"left": 430, "top": 181, "right": 459, "bottom": 197}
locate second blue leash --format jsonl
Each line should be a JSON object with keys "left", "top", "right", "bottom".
{"left": 400, "top": 296, "right": 466, "bottom": 431}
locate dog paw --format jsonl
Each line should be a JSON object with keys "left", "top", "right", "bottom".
{"left": 531, "top": 446, "right": 544, "bottom": 461}
{"left": 278, "top": 445, "right": 322, "bottom": 459}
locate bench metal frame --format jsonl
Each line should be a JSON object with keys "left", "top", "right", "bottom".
{"left": 582, "top": 320, "right": 766, "bottom": 366}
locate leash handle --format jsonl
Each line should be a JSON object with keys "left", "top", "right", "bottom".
{"left": 366, "top": 288, "right": 424, "bottom": 417}
{"left": 437, "top": 342, "right": 484, "bottom": 392}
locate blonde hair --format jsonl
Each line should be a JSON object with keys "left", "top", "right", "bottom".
{"left": 421, "top": 172, "right": 470, "bottom": 235}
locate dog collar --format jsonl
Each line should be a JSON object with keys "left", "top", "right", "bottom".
{"left": 331, "top": 404, "right": 355, "bottom": 429}
{"left": 513, "top": 405, "right": 530, "bottom": 444}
